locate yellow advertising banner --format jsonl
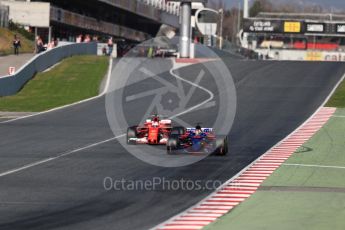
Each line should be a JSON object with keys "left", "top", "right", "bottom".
{"left": 284, "top": 22, "right": 301, "bottom": 33}
{"left": 306, "top": 52, "right": 323, "bottom": 61}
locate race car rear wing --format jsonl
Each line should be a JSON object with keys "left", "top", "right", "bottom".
{"left": 187, "top": 128, "right": 213, "bottom": 133}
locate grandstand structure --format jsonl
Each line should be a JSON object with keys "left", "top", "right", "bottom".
{"left": 0, "top": 0, "right": 182, "bottom": 42}
{"left": 241, "top": 12, "right": 345, "bottom": 61}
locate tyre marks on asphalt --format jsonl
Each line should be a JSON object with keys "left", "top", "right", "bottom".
{"left": 154, "top": 107, "right": 336, "bottom": 230}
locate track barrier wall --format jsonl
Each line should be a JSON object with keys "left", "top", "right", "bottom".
{"left": 0, "top": 42, "right": 97, "bottom": 96}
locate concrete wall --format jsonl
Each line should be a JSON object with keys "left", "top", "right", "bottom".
{"left": 0, "top": 42, "right": 97, "bottom": 96}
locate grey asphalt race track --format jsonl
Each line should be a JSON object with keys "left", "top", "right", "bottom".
{"left": 0, "top": 58, "right": 344, "bottom": 230}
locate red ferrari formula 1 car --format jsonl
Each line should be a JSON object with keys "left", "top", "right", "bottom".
{"left": 127, "top": 115, "right": 172, "bottom": 145}
{"left": 166, "top": 125, "right": 228, "bottom": 156}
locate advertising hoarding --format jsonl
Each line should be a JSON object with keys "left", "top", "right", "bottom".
{"left": 243, "top": 19, "right": 282, "bottom": 33}
{"left": 306, "top": 23, "right": 325, "bottom": 33}
{"left": 336, "top": 24, "right": 345, "bottom": 33}
{"left": 244, "top": 19, "right": 345, "bottom": 36}
{"left": 284, "top": 21, "right": 302, "bottom": 33}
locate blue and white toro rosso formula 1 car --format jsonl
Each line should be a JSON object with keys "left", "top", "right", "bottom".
{"left": 166, "top": 125, "right": 228, "bottom": 155}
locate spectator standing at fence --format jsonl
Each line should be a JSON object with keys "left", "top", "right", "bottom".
{"left": 53, "top": 37, "right": 59, "bottom": 47}
{"left": 84, "top": 34, "right": 91, "bottom": 43}
{"left": 47, "top": 39, "right": 55, "bottom": 51}
{"left": 36, "top": 36, "right": 44, "bottom": 54}
{"left": 76, "top": 34, "right": 82, "bottom": 43}
{"left": 107, "top": 37, "right": 114, "bottom": 56}
{"left": 102, "top": 46, "right": 107, "bottom": 56}
{"left": 13, "top": 35, "right": 21, "bottom": 55}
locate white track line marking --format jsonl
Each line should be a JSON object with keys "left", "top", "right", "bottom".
{"left": 165, "top": 221, "right": 213, "bottom": 225}
{"left": 0, "top": 59, "right": 215, "bottom": 178}
{"left": 169, "top": 63, "right": 214, "bottom": 120}
{"left": 158, "top": 226, "right": 203, "bottom": 230}
{"left": 0, "top": 59, "right": 116, "bottom": 177}
{"left": 283, "top": 163, "right": 345, "bottom": 169}
{"left": 187, "top": 210, "right": 228, "bottom": 214}
{"left": 0, "top": 135, "right": 124, "bottom": 178}
{"left": 176, "top": 217, "right": 217, "bottom": 221}
{"left": 182, "top": 213, "right": 223, "bottom": 217}
{"left": 212, "top": 194, "right": 250, "bottom": 198}
{"left": 0, "top": 58, "right": 114, "bottom": 124}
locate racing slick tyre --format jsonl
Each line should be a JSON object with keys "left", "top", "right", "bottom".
{"left": 171, "top": 127, "right": 185, "bottom": 136}
{"left": 214, "top": 136, "right": 228, "bottom": 156}
{"left": 167, "top": 136, "right": 179, "bottom": 155}
{"left": 127, "top": 126, "right": 138, "bottom": 145}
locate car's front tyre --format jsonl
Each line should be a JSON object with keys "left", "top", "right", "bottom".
{"left": 127, "top": 126, "right": 138, "bottom": 145}
{"left": 214, "top": 136, "right": 228, "bottom": 156}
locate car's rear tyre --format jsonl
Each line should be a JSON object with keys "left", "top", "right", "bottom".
{"left": 215, "top": 136, "right": 228, "bottom": 156}
{"left": 167, "top": 136, "right": 179, "bottom": 155}
{"left": 127, "top": 126, "right": 138, "bottom": 145}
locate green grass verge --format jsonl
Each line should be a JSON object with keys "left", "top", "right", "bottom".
{"left": 262, "top": 110, "right": 345, "bottom": 188}
{"left": 205, "top": 192, "right": 345, "bottom": 230}
{"left": 326, "top": 76, "right": 345, "bottom": 108}
{"left": 205, "top": 108, "right": 345, "bottom": 230}
{"left": 0, "top": 55, "right": 109, "bottom": 112}
{"left": 0, "top": 27, "right": 34, "bottom": 55}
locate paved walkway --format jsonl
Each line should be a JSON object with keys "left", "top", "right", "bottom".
{"left": 0, "top": 53, "right": 35, "bottom": 77}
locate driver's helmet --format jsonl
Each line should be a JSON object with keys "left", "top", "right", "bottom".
{"left": 152, "top": 116, "right": 160, "bottom": 127}
{"left": 195, "top": 125, "right": 202, "bottom": 135}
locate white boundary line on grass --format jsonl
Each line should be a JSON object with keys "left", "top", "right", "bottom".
{"left": 0, "top": 58, "right": 114, "bottom": 124}
{"left": 333, "top": 115, "right": 345, "bottom": 118}
{"left": 283, "top": 163, "right": 345, "bottom": 169}
{"left": 151, "top": 72, "right": 345, "bottom": 230}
